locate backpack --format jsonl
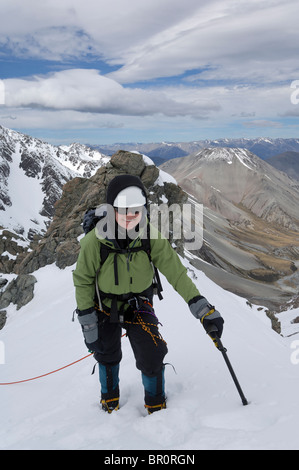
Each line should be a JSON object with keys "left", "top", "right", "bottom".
{"left": 82, "top": 208, "right": 163, "bottom": 314}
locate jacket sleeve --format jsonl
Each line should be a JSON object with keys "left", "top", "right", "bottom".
{"left": 149, "top": 225, "right": 200, "bottom": 304}
{"left": 72, "top": 230, "right": 101, "bottom": 311}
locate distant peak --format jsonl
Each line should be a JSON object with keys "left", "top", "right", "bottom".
{"left": 196, "top": 147, "right": 257, "bottom": 170}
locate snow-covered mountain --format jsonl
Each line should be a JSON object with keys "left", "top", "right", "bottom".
{"left": 57, "top": 142, "right": 110, "bottom": 177}
{"left": 161, "top": 147, "right": 299, "bottom": 229}
{"left": 0, "top": 126, "right": 108, "bottom": 240}
{"left": 161, "top": 148, "right": 299, "bottom": 311}
{"left": 1, "top": 259, "right": 299, "bottom": 450}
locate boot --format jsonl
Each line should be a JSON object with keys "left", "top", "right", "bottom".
{"left": 99, "top": 363, "right": 120, "bottom": 413}
{"left": 144, "top": 396, "right": 167, "bottom": 414}
{"left": 142, "top": 367, "right": 166, "bottom": 415}
{"left": 101, "top": 386, "right": 120, "bottom": 413}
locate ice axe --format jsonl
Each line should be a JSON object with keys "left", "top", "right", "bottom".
{"left": 206, "top": 324, "right": 249, "bottom": 406}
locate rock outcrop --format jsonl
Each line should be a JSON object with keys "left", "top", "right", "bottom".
{"left": 0, "top": 274, "right": 37, "bottom": 311}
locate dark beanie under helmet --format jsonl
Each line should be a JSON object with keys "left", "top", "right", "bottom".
{"left": 106, "top": 174, "right": 147, "bottom": 207}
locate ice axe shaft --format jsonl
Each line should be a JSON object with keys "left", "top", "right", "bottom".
{"left": 207, "top": 325, "right": 248, "bottom": 406}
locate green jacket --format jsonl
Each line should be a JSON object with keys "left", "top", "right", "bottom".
{"left": 73, "top": 222, "right": 200, "bottom": 311}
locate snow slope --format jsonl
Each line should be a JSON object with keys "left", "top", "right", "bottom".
{"left": 2, "top": 141, "right": 52, "bottom": 236}
{"left": 0, "top": 260, "right": 299, "bottom": 450}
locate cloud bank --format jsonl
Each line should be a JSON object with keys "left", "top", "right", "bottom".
{"left": 4, "top": 69, "right": 220, "bottom": 118}
{"left": 0, "top": 0, "right": 298, "bottom": 143}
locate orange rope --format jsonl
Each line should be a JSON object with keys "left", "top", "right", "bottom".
{"left": 1, "top": 305, "right": 165, "bottom": 386}
{"left": 0, "top": 353, "right": 93, "bottom": 385}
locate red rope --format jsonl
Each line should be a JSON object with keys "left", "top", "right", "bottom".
{"left": 0, "top": 353, "right": 93, "bottom": 385}
{"left": 0, "top": 333, "right": 128, "bottom": 386}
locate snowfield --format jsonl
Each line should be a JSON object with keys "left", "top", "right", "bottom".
{"left": 0, "top": 260, "right": 299, "bottom": 451}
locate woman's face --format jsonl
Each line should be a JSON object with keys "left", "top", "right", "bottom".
{"left": 115, "top": 207, "right": 143, "bottom": 230}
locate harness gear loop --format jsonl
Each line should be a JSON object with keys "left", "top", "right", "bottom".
{"left": 94, "top": 301, "right": 167, "bottom": 348}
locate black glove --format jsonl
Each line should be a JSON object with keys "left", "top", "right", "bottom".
{"left": 77, "top": 307, "right": 101, "bottom": 353}
{"left": 188, "top": 296, "right": 224, "bottom": 338}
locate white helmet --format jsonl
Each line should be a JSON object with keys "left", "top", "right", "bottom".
{"left": 113, "top": 186, "right": 146, "bottom": 208}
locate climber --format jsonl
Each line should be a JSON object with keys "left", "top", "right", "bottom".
{"left": 72, "top": 174, "right": 224, "bottom": 414}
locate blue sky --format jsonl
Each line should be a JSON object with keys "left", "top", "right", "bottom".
{"left": 0, "top": 0, "right": 299, "bottom": 146}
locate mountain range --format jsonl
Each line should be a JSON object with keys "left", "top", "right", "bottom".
{"left": 91, "top": 138, "right": 299, "bottom": 181}
{"left": 1, "top": 125, "right": 299, "bottom": 328}
{"left": 91, "top": 137, "right": 299, "bottom": 166}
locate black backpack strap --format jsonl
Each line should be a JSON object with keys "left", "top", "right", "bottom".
{"left": 141, "top": 229, "right": 163, "bottom": 300}
{"left": 100, "top": 243, "right": 121, "bottom": 286}
{"left": 100, "top": 243, "right": 110, "bottom": 267}
{"left": 100, "top": 243, "right": 141, "bottom": 286}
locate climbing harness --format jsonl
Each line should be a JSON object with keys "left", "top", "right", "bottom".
{"left": 95, "top": 298, "right": 166, "bottom": 348}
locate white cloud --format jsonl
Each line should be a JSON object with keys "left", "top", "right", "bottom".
{"left": 0, "top": 0, "right": 201, "bottom": 62}
{"left": 107, "top": 0, "right": 299, "bottom": 84}
{"left": 1, "top": 0, "right": 298, "bottom": 142}
{"left": 3, "top": 69, "right": 220, "bottom": 118}
{"left": 1, "top": 0, "right": 298, "bottom": 85}
{"left": 0, "top": 107, "right": 124, "bottom": 131}
{"left": 1, "top": 70, "right": 296, "bottom": 144}
{"left": 2, "top": 76, "right": 293, "bottom": 136}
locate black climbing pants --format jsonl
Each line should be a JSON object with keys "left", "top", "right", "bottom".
{"left": 94, "top": 309, "right": 168, "bottom": 378}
